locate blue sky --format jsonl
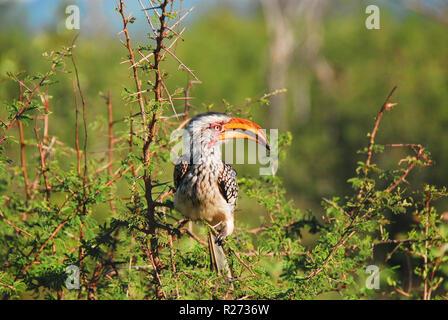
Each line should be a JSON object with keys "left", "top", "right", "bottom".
{"left": 3, "top": 0, "right": 427, "bottom": 36}
{"left": 3, "top": 0, "right": 227, "bottom": 36}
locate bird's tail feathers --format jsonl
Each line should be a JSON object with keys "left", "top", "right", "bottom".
{"left": 208, "top": 231, "right": 232, "bottom": 278}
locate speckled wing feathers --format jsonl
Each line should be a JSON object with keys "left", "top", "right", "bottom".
{"left": 217, "top": 162, "right": 238, "bottom": 210}
{"left": 173, "top": 155, "right": 189, "bottom": 190}
{"left": 174, "top": 156, "right": 238, "bottom": 211}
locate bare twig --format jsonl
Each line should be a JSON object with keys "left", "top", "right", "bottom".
{"left": 118, "top": 0, "right": 147, "bottom": 126}
{"left": 357, "top": 86, "right": 398, "bottom": 200}
{"left": 34, "top": 127, "right": 51, "bottom": 201}
{"left": 0, "top": 208, "right": 35, "bottom": 239}
{"left": 72, "top": 78, "right": 82, "bottom": 176}
{"left": 18, "top": 121, "right": 31, "bottom": 200}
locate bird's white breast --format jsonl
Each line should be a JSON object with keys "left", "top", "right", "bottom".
{"left": 174, "top": 162, "right": 234, "bottom": 227}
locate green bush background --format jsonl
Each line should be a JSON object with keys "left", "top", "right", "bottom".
{"left": 0, "top": 0, "right": 447, "bottom": 299}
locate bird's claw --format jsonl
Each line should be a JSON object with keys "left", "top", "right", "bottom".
{"left": 215, "top": 233, "right": 224, "bottom": 246}
{"left": 202, "top": 219, "right": 225, "bottom": 245}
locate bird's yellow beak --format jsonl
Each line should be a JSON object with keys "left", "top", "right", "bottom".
{"left": 218, "top": 117, "right": 270, "bottom": 150}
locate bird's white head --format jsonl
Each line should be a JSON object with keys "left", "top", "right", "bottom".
{"left": 183, "top": 112, "right": 270, "bottom": 164}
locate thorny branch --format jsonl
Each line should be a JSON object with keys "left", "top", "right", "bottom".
{"left": 0, "top": 51, "right": 68, "bottom": 145}
{"left": 116, "top": 0, "right": 198, "bottom": 299}
{"left": 305, "top": 87, "right": 432, "bottom": 281}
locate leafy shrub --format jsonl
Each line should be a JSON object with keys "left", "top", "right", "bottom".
{"left": 0, "top": 0, "right": 446, "bottom": 300}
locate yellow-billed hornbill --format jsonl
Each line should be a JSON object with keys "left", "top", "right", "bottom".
{"left": 173, "top": 112, "right": 270, "bottom": 274}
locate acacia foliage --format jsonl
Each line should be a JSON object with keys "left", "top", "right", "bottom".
{"left": 0, "top": 1, "right": 447, "bottom": 300}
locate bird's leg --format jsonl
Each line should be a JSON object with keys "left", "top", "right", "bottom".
{"left": 215, "top": 229, "right": 225, "bottom": 246}
{"left": 203, "top": 218, "right": 234, "bottom": 246}
{"left": 202, "top": 220, "right": 218, "bottom": 236}
{"left": 212, "top": 221, "right": 223, "bottom": 228}
{"left": 215, "top": 218, "right": 234, "bottom": 246}
{"left": 212, "top": 221, "right": 223, "bottom": 237}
